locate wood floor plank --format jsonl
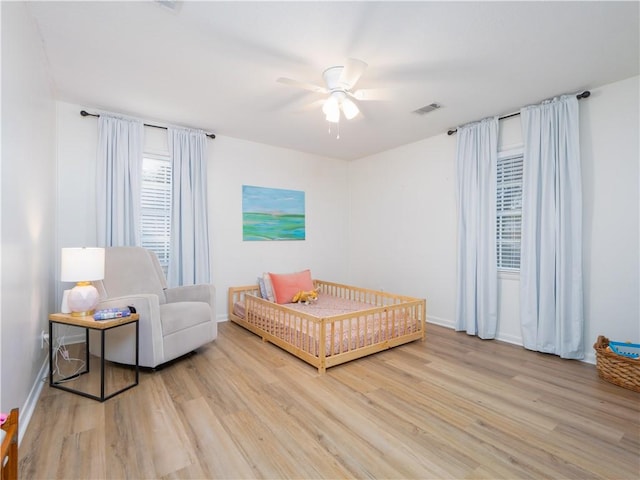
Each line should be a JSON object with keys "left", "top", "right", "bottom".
{"left": 178, "top": 396, "right": 256, "bottom": 479}
{"left": 464, "top": 420, "right": 592, "bottom": 479}
{"left": 18, "top": 321, "right": 640, "bottom": 479}
{"left": 56, "top": 429, "right": 106, "bottom": 480}
{"left": 268, "top": 365, "right": 436, "bottom": 478}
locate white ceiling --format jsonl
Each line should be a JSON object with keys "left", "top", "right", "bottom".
{"left": 27, "top": 1, "right": 639, "bottom": 160}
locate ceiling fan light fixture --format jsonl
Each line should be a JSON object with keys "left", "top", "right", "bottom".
{"left": 341, "top": 97, "right": 359, "bottom": 120}
{"left": 325, "top": 109, "right": 340, "bottom": 123}
{"left": 276, "top": 57, "right": 370, "bottom": 128}
{"left": 323, "top": 95, "right": 340, "bottom": 122}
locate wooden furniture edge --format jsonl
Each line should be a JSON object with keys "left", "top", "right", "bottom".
{"left": 1, "top": 407, "right": 18, "bottom": 480}
{"left": 49, "top": 312, "right": 140, "bottom": 329}
{"left": 228, "top": 285, "right": 261, "bottom": 323}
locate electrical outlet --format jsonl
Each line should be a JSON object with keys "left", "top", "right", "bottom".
{"left": 41, "top": 330, "right": 49, "bottom": 349}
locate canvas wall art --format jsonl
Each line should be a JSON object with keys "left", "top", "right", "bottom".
{"left": 242, "top": 185, "right": 306, "bottom": 241}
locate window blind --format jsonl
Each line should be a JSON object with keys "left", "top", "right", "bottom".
{"left": 141, "top": 156, "right": 172, "bottom": 274}
{"left": 496, "top": 153, "right": 523, "bottom": 271}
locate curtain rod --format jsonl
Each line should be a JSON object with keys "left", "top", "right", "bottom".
{"left": 80, "top": 110, "right": 216, "bottom": 139}
{"left": 446, "top": 91, "right": 590, "bottom": 136}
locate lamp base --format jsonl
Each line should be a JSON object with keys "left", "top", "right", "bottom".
{"left": 67, "top": 282, "right": 99, "bottom": 317}
{"left": 61, "top": 289, "right": 71, "bottom": 314}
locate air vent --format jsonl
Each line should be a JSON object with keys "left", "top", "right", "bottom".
{"left": 413, "top": 103, "right": 442, "bottom": 115}
{"left": 154, "top": 0, "right": 182, "bottom": 13}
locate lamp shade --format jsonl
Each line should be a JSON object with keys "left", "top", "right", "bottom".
{"left": 61, "top": 247, "right": 105, "bottom": 282}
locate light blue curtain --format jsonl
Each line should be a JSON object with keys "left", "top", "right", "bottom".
{"left": 455, "top": 117, "right": 499, "bottom": 338}
{"left": 520, "top": 95, "right": 583, "bottom": 359}
{"left": 96, "top": 114, "right": 143, "bottom": 246}
{"left": 167, "top": 127, "right": 211, "bottom": 287}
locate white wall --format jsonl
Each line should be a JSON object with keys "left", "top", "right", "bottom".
{"left": 209, "top": 136, "right": 351, "bottom": 312}
{"left": 55, "top": 101, "right": 351, "bottom": 320}
{"left": 347, "top": 133, "right": 457, "bottom": 324}
{"left": 0, "top": 2, "right": 57, "bottom": 424}
{"left": 581, "top": 77, "right": 640, "bottom": 356}
{"left": 348, "top": 76, "right": 640, "bottom": 363}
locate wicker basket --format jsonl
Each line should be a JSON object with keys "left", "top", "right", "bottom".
{"left": 593, "top": 336, "right": 640, "bottom": 393}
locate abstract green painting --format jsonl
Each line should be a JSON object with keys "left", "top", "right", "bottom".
{"left": 242, "top": 185, "right": 306, "bottom": 241}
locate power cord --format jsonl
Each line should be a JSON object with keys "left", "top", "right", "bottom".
{"left": 42, "top": 327, "right": 86, "bottom": 383}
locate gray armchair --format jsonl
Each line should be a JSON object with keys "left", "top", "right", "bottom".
{"left": 92, "top": 246, "right": 216, "bottom": 368}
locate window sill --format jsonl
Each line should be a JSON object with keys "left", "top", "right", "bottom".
{"left": 498, "top": 270, "right": 520, "bottom": 281}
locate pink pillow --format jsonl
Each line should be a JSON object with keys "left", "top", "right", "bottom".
{"left": 268, "top": 270, "right": 314, "bottom": 304}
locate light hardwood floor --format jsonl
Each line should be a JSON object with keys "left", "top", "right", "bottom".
{"left": 20, "top": 321, "right": 639, "bottom": 479}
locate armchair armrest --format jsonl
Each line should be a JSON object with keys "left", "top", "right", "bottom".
{"left": 96, "top": 293, "right": 161, "bottom": 321}
{"left": 165, "top": 284, "right": 215, "bottom": 310}
{"left": 95, "top": 294, "right": 164, "bottom": 367}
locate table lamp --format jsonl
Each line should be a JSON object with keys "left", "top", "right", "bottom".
{"left": 61, "top": 247, "right": 105, "bottom": 316}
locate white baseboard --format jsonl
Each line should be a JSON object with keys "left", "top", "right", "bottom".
{"left": 19, "top": 332, "right": 86, "bottom": 446}
{"left": 426, "top": 315, "right": 455, "bottom": 329}
{"left": 495, "top": 332, "right": 523, "bottom": 346}
{"left": 62, "top": 333, "right": 85, "bottom": 345}
{"left": 583, "top": 351, "right": 596, "bottom": 365}
{"left": 425, "top": 316, "right": 595, "bottom": 365}
{"left": 19, "top": 355, "right": 49, "bottom": 445}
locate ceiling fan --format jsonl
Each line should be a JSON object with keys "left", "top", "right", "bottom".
{"left": 277, "top": 58, "right": 380, "bottom": 123}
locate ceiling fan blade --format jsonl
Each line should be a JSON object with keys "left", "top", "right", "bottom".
{"left": 276, "top": 77, "right": 327, "bottom": 94}
{"left": 339, "top": 58, "right": 368, "bottom": 90}
{"left": 295, "top": 99, "right": 326, "bottom": 113}
{"left": 350, "top": 88, "right": 389, "bottom": 101}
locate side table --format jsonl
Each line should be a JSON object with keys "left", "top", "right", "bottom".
{"left": 49, "top": 312, "right": 140, "bottom": 402}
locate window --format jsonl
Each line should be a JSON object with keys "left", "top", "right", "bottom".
{"left": 141, "top": 154, "right": 172, "bottom": 274}
{"left": 496, "top": 149, "right": 523, "bottom": 271}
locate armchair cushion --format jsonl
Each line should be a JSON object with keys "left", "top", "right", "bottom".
{"left": 165, "top": 284, "right": 215, "bottom": 304}
{"left": 160, "top": 302, "right": 212, "bottom": 336}
{"left": 96, "top": 247, "right": 167, "bottom": 304}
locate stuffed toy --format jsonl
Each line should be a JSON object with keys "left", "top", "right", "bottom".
{"left": 292, "top": 289, "right": 318, "bottom": 304}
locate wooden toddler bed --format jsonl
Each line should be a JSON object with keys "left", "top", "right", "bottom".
{"left": 228, "top": 280, "right": 426, "bottom": 373}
